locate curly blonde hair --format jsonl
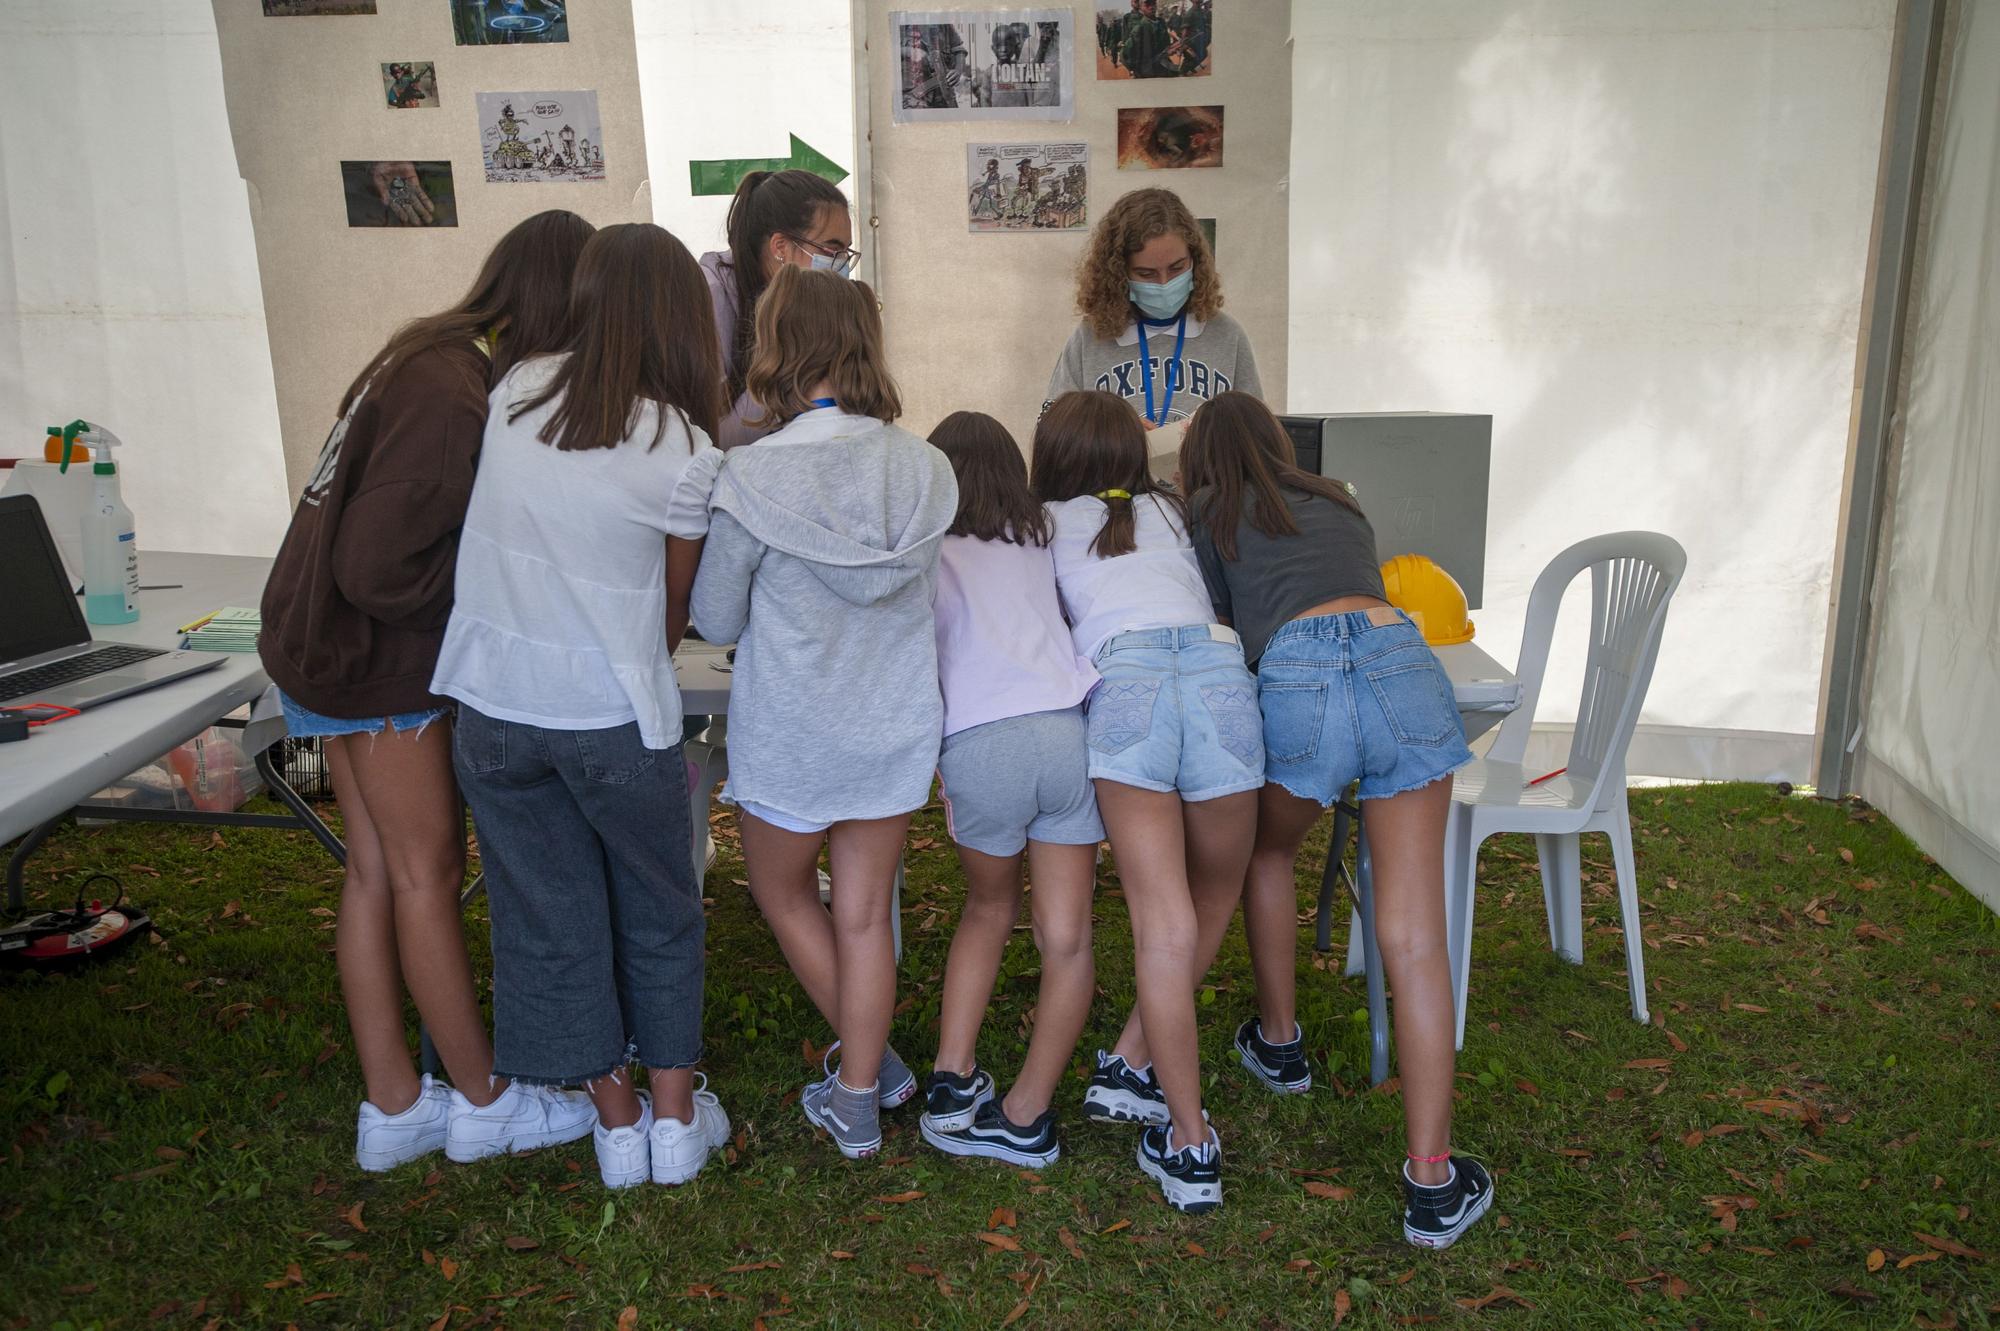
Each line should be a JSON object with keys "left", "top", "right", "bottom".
{"left": 1074, "top": 188, "right": 1221, "bottom": 340}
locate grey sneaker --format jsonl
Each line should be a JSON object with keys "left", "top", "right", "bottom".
{"left": 823, "top": 1040, "right": 918, "bottom": 1110}
{"left": 802, "top": 1074, "right": 882, "bottom": 1159}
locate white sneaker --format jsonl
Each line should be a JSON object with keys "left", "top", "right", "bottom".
{"left": 445, "top": 1081, "right": 597, "bottom": 1163}
{"left": 652, "top": 1073, "right": 732, "bottom": 1185}
{"left": 595, "top": 1095, "right": 655, "bottom": 1189}
{"left": 355, "top": 1074, "right": 452, "bottom": 1172}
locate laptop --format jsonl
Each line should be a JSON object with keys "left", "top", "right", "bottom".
{"left": 0, "top": 493, "right": 223, "bottom": 709}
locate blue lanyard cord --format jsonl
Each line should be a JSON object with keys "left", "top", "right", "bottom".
{"left": 1136, "top": 314, "right": 1188, "bottom": 426}
{"left": 809, "top": 397, "right": 837, "bottom": 409}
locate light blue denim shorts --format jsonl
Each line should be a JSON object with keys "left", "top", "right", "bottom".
{"left": 1257, "top": 610, "right": 1472, "bottom": 806}
{"left": 279, "top": 689, "right": 450, "bottom": 740}
{"left": 1085, "top": 625, "right": 1265, "bottom": 802}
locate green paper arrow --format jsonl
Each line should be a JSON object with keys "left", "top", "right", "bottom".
{"left": 689, "top": 134, "right": 849, "bottom": 197}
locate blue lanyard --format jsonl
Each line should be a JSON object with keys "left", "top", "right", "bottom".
{"left": 1136, "top": 314, "right": 1187, "bottom": 426}
{"left": 809, "top": 397, "right": 837, "bottom": 409}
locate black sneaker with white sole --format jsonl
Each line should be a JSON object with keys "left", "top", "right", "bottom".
{"left": 1234, "top": 1017, "right": 1312, "bottom": 1094}
{"left": 1136, "top": 1122, "right": 1222, "bottom": 1213}
{"left": 1081, "top": 1050, "right": 1168, "bottom": 1125}
{"left": 921, "top": 1066, "right": 995, "bottom": 1134}
{"left": 1403, "top": 1156, "right": 1494, "bottom": 1249}
{"left": 921, "top": 1099, "right": 1060, "bottom": 1167}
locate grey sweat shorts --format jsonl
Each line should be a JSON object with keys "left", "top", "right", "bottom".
{"left": 937, "top": 706, "right": 1105, "bottom": 858}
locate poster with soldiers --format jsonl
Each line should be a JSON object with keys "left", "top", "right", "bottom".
{"left": 967, "top": 143, "right": 1089, "bottom": 233}
{"left": 1095, "top": 0, "right": 1214, "bottom": 80}
{"left": 475, "top": 91, "right": 606, "bottom": 184}
{"left": 891, "top": 10, "right": 1075, "bottom": 124}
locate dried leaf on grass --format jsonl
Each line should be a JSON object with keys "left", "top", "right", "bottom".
{"left": 1058, "top": 1228, "right": 1084, "bottom": 1260}
{"left": 872, "top": 1191, "right": 924, "bottom": 1205}
{"left": 503, "top": 1236, "right": 538, "bottom": 1252}
{"left": 1304, "top": 1181, "right": 1354, "bottom": 1200}
{"left": 1913, "top": 1232, "right": 1989, "bottom": 1261}
{"left": 1333, "top": 1288, "right": 1352, "bottom": 1326}
{"left": 343, "top": 1202, "right": 367, "bottom": 1233}
{"left": 1456, "top": 1284, "right": 1534, "bottom": 1311}
{"left": 978, "top": 1232, "right": 1022, "bottom": 1252}
{"left": 616, "top": 1309, "right": 637, "bottom": 1331}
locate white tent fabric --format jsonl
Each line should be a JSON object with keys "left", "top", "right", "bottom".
{"left": 1288, "top": 2, "right": 1898, "bottom": 781}
{"left": 0, "top": 0, "right": 287, "bottom": 557}
{"left": 1858, "top": 0, "right": 2000, "bottom": 910}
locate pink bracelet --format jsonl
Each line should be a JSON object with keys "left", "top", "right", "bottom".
{"left": 1407, "top": 1150, "right": 1451, "bottom": 1164}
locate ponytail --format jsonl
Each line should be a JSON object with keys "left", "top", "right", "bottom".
{"left": 722, "top": 169, "right": 850, "bottom": 401}
{"left": 1030, "top": 390, "right": 1186, "bottom": 558}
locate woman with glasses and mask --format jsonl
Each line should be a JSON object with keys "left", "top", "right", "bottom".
{"left": 1044, "top": 187, "right": 1262, "bottom": 436}
{"left": 701, "top": 169, "right": 861, "bottom": 450}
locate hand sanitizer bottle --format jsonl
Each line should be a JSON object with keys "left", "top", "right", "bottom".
{"left": 59, "top": 421, "right": 141, "bottom": 624}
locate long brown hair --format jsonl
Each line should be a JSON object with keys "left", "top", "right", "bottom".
{"left": 1181, "top": 391, "right": 1364, "bottom": 561}
{"left": 1030, "top": 391, "right": 1185, "bottom": 558}
{"left": 510, "top": 223, "right": 722, "bottom": 451}
{"left": 930, "top": 412, "right": 1049, "bottom": 545}
{"left": 1075, "top": 188, "right": 1221, "bottom": 340}
{"left": 724, "top": 169, "right": 850, "bottom": 399}
{"left": 340, "top": 209, "right": 594, "bottom": 414}
{"left": 745, "top": 265, "right": 901, "bottom": 425}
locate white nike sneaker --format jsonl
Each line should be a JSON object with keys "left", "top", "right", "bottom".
{"left": 594, "top": 1095, "right": 655, "bottom": 1189}
{"left": 445, "top": 1081, "right": 597, "bottom": 1163}
{"left": 355, "top": 1074, "right": 452, "bottom": 1172}
{"left": 652, "top": 1073, "right": 732, "bottom": 1185}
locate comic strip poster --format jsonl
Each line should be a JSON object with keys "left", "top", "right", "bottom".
{"left": 1094, "top": 0, "right": 1214, "bottom": 79}
{"left": 476, "top": 92, "right": 605, "bottom": 184}
{"left": 340, "top": 161, "right": 458, "bottom": 227}
{"left": 967, "top": 143, "right": 1088, "bottom": 233}
{"left": 1117, "top": 105, "right": 1224, "bottom": 169}
{"left": 381, "top": 62, "right": 440, "bottom": 110}
{"left": 450, "top": 0, "right": 568, "bottom": 45}
{"left": 891, "top": 9, "right": 1074, "bottom": 124}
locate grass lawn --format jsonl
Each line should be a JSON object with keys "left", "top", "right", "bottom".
{"left": 2, "top": 781, "right": 1997, "bottom": 1330}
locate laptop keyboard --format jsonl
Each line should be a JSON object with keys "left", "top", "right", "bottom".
{"left": 0, "top": 645, "right": 168, "bottom": 703}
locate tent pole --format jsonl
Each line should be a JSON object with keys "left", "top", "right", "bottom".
{"left": 1814, "top": 0, "right": 1948, "bottom": 798}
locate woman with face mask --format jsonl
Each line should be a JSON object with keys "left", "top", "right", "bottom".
{"left": 701, "top": 169, "right": 860, "bottom": 449}
{"left": 1044, "top": 188, "right": 1261, "bottom": 433}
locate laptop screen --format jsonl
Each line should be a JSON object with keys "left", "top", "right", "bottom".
{"left": 0, "top": 497, "right": 90, "bottom": 666}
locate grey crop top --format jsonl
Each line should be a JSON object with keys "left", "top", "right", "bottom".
{"left": 1191, "top": 485, "right": 1387, "bottom": 667}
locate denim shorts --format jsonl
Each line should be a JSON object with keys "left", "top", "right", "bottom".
{"left": 279, "top": 689, "right": 449, "bottom": 740}
{"left": 939, "top": 707, "right": 1104, "bottom": 857}
{"left": 1257, "top": 610, "right": 1472, "bottom": 806}
{"left": 1085, "top": 625, "right": 1265, "bottom": 802}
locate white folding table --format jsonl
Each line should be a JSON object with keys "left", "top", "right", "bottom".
{"left": 0, "top": 553, "right": 352, "bottom": 911}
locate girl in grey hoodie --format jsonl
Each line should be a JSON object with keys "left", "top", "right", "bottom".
{"left": 690, "top": 267, "right": 957, "bottom": 1159}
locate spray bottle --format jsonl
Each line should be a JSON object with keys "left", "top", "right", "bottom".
{"left": 56, "top": 419, "right": 140, "bottom": 625}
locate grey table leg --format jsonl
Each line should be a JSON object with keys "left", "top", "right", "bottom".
{"left": 1355, "top": 823, "right": 1390, "bottom": 1086}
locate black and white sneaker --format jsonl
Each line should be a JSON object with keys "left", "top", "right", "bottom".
{"left": 921, "top": 1099, "right": 1060, "bottom": 1167}
{"left": 1234, "top": 1017, "right": 1312, "bottom": 1094}
{"left": 921, "top": 1066, "right": 996, "bottom": 1134}
{"left": 1136, "top": 1122, "right": 1222, "bottom": 1214}
{"left": 1082, "top": 1050, "right": 1169, "bottom": 1125}
{"left": 1403, "top": 1156, "right": 1494, "bottom": 1249}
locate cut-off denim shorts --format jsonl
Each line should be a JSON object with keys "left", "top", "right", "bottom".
{"left": 278, "top": 689, "right": 449, "bottom": 740}
{"left": 1085, "top": 625, "right": 1265, "bottom": 802}
{"left": 1257, "top": 610, "right": 1473, "bottom": 806}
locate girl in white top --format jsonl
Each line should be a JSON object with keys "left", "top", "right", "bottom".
{"left": 1032, "top": 390, "right": 1264, "bottom": 1215}
{"left": 433, "top": 224, "right": 729, "bottom": 1191}
{"left": 918, "top": 412, "right": 1102, "bottom": 1168}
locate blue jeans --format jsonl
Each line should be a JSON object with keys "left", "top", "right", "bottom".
{"left": 1257, "top": 610, "right": 1472, "bottom": 805}
{"left": 1085, "top": 625, "right": 1265, "bottom": 801}
{"left": 453, "top": 706, "right": 705, "bottom": 1084}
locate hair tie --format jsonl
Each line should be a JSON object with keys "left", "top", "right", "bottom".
{"left": 1097, "top": 488, "right": 1131, "bottom": 501}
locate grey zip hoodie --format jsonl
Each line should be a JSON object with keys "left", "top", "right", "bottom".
{"left": 690, "top": 414, "right": 959, "bottom": 824}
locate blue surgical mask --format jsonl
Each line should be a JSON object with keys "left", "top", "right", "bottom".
{"left": 811, "top": 251, "right": 855, "bottom": 278}
{"left": 1128, "top": 269, "right": 1194, "bottom": 320}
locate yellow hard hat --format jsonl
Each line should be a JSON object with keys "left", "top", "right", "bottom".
{"left": 1379, "top": 554, "right": 1475, "bottom": 645}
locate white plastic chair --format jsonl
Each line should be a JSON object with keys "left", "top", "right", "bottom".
{"left": 1444, "top": 532, "right": 1686, "bottom": 1048}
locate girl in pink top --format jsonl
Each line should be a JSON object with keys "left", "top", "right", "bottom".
{"left": 919, "top": 412, "right": 1102, "bottom": 1168}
